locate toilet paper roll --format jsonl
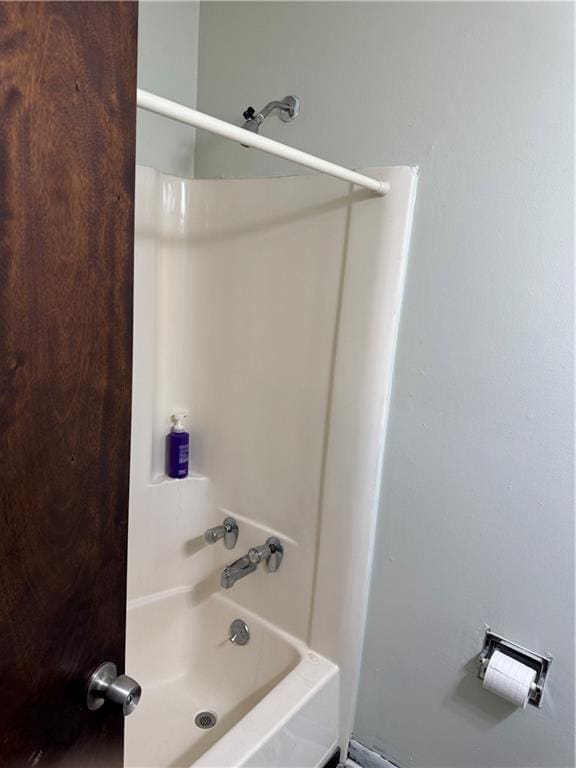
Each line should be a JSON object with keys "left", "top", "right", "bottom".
{"left": 482, "top": 650, "right": 537, "bottom": 708}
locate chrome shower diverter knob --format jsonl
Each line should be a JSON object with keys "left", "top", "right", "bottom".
{"left": 86, "top": 662, "right": 141, "bottom": 716}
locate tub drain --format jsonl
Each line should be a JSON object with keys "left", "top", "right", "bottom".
{"left": 195, "top": 711, "right": 217, "bottom": 729}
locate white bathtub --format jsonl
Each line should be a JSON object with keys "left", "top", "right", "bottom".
{"left": 125, "top": 587, "right": 339, "bottom": 768}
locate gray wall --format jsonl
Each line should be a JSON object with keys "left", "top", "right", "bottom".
{"left": 196, "top": 3, "right": 575, "bottom": 767}
{"left": 137, "top": 1, "right": 199, "bottom": 177}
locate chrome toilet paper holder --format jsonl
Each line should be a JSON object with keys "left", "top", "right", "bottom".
{"left": 478, "top": 629, "right": 552, "bottom": 708}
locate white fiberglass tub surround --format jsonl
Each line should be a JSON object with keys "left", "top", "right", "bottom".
{"left": 125, "top": 588, "right": 337, "bottom": 768}
{"left": 128, "top": 166, "right": 417, "bottom": 767}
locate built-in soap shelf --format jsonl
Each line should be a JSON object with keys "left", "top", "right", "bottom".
{"left": 150, "top": 471, "right": 207, "bottom": 486}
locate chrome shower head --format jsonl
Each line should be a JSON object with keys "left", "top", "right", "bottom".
{"left": 241, "top": 106, "right": 261, "bottom": 134}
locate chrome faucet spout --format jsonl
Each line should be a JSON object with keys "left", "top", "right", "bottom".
{"left": 220, "top": 536, "right": 285, "bottom": 590}
{"left": 220, "top": 555, "right": 257, "bottom": 590}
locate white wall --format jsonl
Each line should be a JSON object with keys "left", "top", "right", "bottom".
{"left": 137, "top": 1, "right": 199, "bottom": 177}
{"left": 155, "top": 172, "right": 349, "bottom": 641}
{"left": 195, "top": 3, "right": 575, "bottom": 767}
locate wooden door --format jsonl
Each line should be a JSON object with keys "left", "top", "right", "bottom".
{"left": 0, "top": 2, "right": 137, "bottom": 766}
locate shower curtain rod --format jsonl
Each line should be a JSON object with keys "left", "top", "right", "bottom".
{"left": 137, "top": 89, "right": 389, "bottom": 196}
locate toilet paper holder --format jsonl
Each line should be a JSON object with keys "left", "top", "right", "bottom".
{"left": 478, "top": 629, "right": 552, "bottom": 708}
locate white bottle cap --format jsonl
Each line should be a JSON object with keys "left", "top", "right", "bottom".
{"left": 171, "top": 413, "right": 188, "bottom": 432}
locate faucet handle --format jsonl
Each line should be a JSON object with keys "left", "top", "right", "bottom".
{"left": 204, "top": 517, "right": 238, "bottom": 550}
{"left": 248, "top": 536, "right": 284, "bottom": 572}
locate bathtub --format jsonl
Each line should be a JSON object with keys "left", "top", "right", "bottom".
{"left": 125, "top": 587, "right": 339, "bottom": 768}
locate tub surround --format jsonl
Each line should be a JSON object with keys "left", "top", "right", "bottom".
{"left": 128, "top": 165, "right": 417, "bottom": 764}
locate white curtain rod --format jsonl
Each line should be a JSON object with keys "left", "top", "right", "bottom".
{"left": 137, "top": 89, "right": 389, "bottom": 196}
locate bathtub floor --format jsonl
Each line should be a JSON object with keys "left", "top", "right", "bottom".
{"left": 125, "top": 670, "right": 287, "bottom": 767}
{"left": 126, "top": 676, "right": 212, "bottom": 767}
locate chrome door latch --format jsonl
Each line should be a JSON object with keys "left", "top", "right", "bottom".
{"left": 86, "top": 661, "right": 141, "bottom": 716}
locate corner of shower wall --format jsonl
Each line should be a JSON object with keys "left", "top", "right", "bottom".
{"left": 128, "top": 165, "right": 215, "bottom": 603}
{"left": 132, "top": 164, "right": 202, "bottom": 485}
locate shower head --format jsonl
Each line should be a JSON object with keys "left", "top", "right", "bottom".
{"left": 241, "top": 107, "right": 261, "bottom": 134}
{"left": 240, "top": 96, "right": 300, "bottom": 146}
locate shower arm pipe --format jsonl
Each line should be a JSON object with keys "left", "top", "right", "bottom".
{"left": 257, "top": 100, "right": 291, "bottom": 121}
{"left": 136, "top": 89, "right": 389, "bottom": 196}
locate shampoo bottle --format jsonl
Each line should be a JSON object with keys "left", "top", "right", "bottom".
{"left": 167, "top": 413, "right": 189, "bottom": 479}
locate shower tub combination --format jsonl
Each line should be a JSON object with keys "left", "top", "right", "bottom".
{"left": 128, "top": 164, "right": 417, "bottom": 767}
{"left": 125, "top": 589, "right": 338, "bottom": 768}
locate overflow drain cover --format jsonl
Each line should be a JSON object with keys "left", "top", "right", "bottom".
{"left": 195, "top": 711, "right": 217, "bottom": 729}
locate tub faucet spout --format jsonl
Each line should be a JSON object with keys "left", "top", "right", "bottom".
{"left": 221, "top": 537, "right": 284, "bottom": 590}
{"left": 220, "top": 555, "right": 257, "bottom": 589}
